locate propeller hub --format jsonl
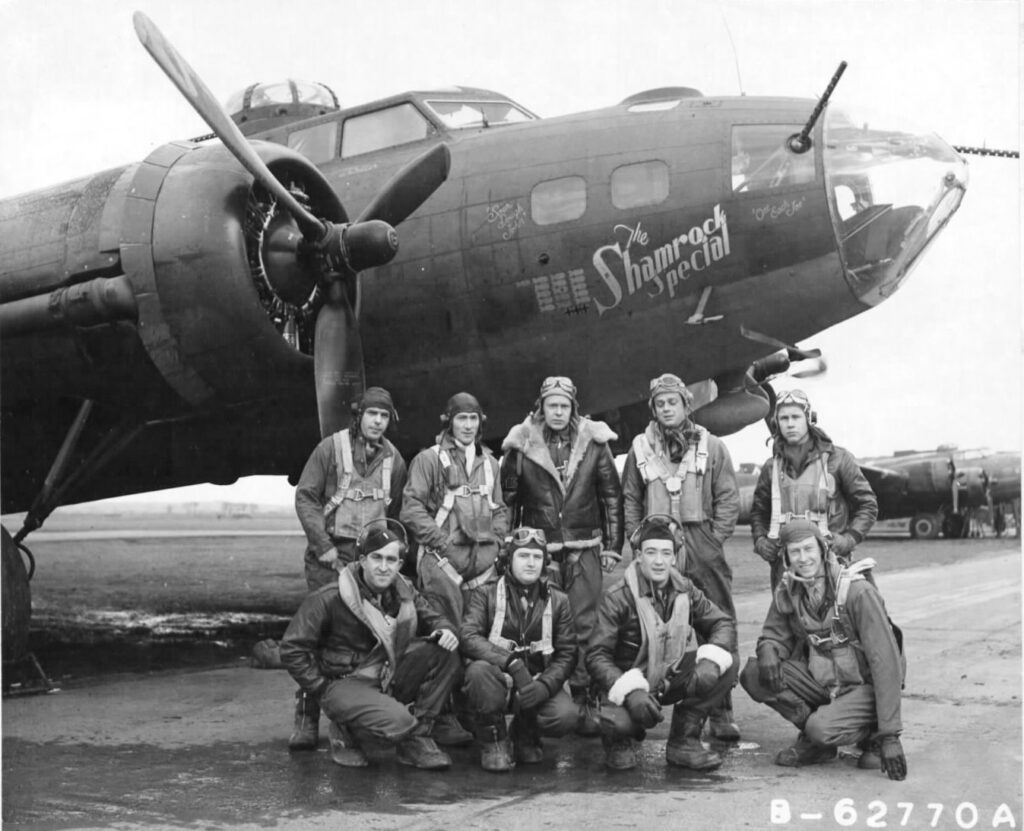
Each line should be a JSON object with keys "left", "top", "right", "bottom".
{"left": 262, "top": 213, "right": 317, "bottom": 306}
{"left": 345, "top": 220, "right": 399, "bottom": 272}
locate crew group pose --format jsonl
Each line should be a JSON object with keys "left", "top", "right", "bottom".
{"left": 279, "top": 378, "right": 901, "bottom": 778}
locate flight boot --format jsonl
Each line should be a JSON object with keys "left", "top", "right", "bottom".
{"left": 571, "top": 686, "right": 601, "bottom": 737}
{"left": 510, "top": 715, "right": 544, "bottom": 765}
{"left": 327, "top": 721, "right": 369, "bottom": 767}
{"left": 288, "top": 690, "right": 320, "bottom": 751}
{"left": 601, "top": 732, "right": 640, "bottom": 770}
{"left": 431, "top": 711, "right": 474, "bottom": 747}
{"left": 665, "top": 708, "right": 723, "bottom": 771}
{"left": 475, "top": 716, "right": 515, "bottom": 773}
{"left": 707, "top": 707, "right": 741, "bottom": 742}
{"left": 395, "top": 718, "right": 452, "bottom": 770}
{"left": 856, "top": 737, "right": 882, "bottom": 770}
{"left": 774, "top": 732, "right": 838, "bottom": 767}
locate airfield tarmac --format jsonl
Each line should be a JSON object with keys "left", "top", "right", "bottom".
{"left": 2, "top": 518, "right": 1021, "bottom": 830}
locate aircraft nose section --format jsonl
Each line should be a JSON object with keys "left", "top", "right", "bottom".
{"left": 823, "top": 105, "right": 968, "bottom": 305}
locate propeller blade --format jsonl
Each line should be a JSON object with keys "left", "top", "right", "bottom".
{"left": 133, "top": 12, "right": 324, "bottom": 240}
{"left": 356, "top": 144, "right": 451, "bottom": 226}
{"left": 313, "top": 283, "right": 365, "bottom": 438}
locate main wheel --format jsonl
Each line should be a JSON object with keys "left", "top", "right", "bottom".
{"left": 910, "top": 513, "right": 940, "bottom": 540}
{"left": 1, "top": 525, "right": 32, "bottom": 660}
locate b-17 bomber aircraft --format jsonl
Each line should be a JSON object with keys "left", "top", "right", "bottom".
{"left": 0, "top": 14, "right": 971, "bottom": 652}
{"left": 860, "top": 446, "right": 1021, "bottom": 539}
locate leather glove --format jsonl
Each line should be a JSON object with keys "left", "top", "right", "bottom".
{"left": 517, "top": 680, "right": 550, "bottom": 710}
{"left": 758, "top": 649, "right": 784, "bottom": 693}
{"left": 689, "top": 658, "right": 721, "bottom": 699}
{"left": 600, "top": 550, "right": 622, "bottom": 573}
{"left": 506, "top": 657, "right": 534, "bottom": 691}
{"left": 830, "top": 532, "right": 857, "bottom": 559}
{"left": 879, "top": 735, "right": 907, "bottom": 781}
{"left": 624, "top": 689, "right": 664, "bottom": 729}
{"left": 754, "top": 536, "right": 781, "bottom": 563}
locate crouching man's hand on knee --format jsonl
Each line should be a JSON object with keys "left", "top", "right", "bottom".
{"left": 431, "top": 629, "right": 459, "bottom": 652}
{"left": 624, "top": 690, "right": 663, "bottom": 729}
{"left": 758, "top": 648, "right": 783, "bottom": 693}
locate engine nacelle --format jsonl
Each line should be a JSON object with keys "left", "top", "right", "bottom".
{"left": 1, "top": 141, "right": 344, "bottom": 415}
{"left": 954, "top": 466, "right": 988, "bottom": 507}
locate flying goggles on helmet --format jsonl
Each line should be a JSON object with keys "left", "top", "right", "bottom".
{"left": 498, "top": 526, "right": 550, "bottom": 575}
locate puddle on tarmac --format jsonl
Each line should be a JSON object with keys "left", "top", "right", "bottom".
{"left": 3, "top": 728, "right": 758, "bottom": 828}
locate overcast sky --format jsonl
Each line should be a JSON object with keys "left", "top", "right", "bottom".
{"left": 1, "top": 0, "right": 1019, "bottom": 506}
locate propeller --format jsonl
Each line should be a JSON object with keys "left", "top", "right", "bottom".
{"left": 133, "top": 13, "right": 450, "bottom": 437}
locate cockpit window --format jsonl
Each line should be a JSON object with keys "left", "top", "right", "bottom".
{"left": 732, "top": 125, "right": 817, "bottom": 192}
{"left": 288, "top": 122, "right": 339, "bottom": 164}
{"left": 341, "top": 103, "right": 432, "bottom": 157}
{"left": 824, "top": 104, "right": 967, "bottom": 304}
{"left": 293, "top": 81, "right": 337, "bottom": 107}
{"left": 249, "top": 82, "right": 294, "bottom": 108}
{"left": 425, "top": 99, "right": 534, "bottom": 129}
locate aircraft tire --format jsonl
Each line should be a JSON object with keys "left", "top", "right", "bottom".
{"left": 1, "top": 525, "right": 32, "bottom": 660}
{"left": 910, "top": 513, "right": 940, "bottom": 540}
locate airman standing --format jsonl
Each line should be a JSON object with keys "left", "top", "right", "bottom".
{"left": 401, "top": 392, "right": 510, "bottom": 745}
{"left": 749, "top": 389, "right": 878, "bottom": 589}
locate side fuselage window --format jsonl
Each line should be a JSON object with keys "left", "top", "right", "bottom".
{"left": 531, "top": 176, "right": 586, "bottom": 225}
{"left": 287, "top": 122, "right": 339, "bottom": 164}
{"left": 341, "top": 104, "right": 431, "bottom": 158}
{"left": 611, "top": 161, "right": 669, "bottom": 209}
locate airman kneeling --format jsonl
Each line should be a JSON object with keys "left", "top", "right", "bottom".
{"left": 459, "top": 527, "right": 578, "bottom": 772}
{"left": 739, "top": 518, "right": 907, "bottom": 780}
{"left": 586, "top": 515, "right": 738, "bottom": 771}
{"left": 279, "top": 519, "right": 460, "bottom": 770}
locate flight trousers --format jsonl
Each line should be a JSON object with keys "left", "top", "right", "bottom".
{"left": 462, "top": 660, "right": 577, "bottom": 736}
{"left": 319, "top": 639, "right": 461, "bottom": 744}
{"left": 740, "top": 656, "right": 877, "bottom": 747}
{"left": 553, "top": 547, "right": 602, "bottom": 691}
{"left": 599, "top": 657, "right": 738, "bottom": 740}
